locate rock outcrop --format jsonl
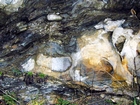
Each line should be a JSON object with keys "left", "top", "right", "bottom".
{"left": 0, "top": 0, "right": 140, "bottom": 104}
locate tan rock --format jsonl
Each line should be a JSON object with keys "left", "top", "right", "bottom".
{"left": 34, "top": 66, "right": 61, "bottom": 78}
{"left": 77, "top": 30, "right": 133, "bottom": 85}
{"left": 36, "top": 54, "right": 52, "bottom": 68}
{"left": 35, "top": 54, "right": 71, "bottom": 79}
{"left": 36, "top": 54, "right": 71, "bottom": 72}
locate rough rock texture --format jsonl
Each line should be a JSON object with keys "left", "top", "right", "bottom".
{"left": 36, "top": 54, "right": 71, "bottom": 72}
{"left": 0, "top": 0, "right": 140, "bottom": 104}
{"left": 0, "top": 0, "right": 24, "bottom": 13}
{"left": 75, "top": 29, "right": 132, "bottom": 85}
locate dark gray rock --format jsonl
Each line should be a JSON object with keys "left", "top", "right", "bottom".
{"left": 45, "top": 42, "right": 65, "bottom": 56}
{"left": 115, "top": 36, "right": 126, "bottom": 52}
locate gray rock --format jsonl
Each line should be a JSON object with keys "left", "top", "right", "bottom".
{"left": 19, "top": 86, "right": 39, "bottom": 102}
{"left": 51, "top": 57, "right": 71, "bottom": 72}
{"left": 115, "top": 36, "right": 126, "bottom": 52}
{"left": 45, "top": 42, "right": 65, "bottom": 56}
{"left": 21, "top": 58, "right": 35, "bottom": 72}
{"left": 135, "top": 55, "right": 140, "bottom": 77}
{"left": 0, "top": 77, "right": 26, "bottom": 90}
{"left": 64, "top": 37, "right": 77, "bottom": 53}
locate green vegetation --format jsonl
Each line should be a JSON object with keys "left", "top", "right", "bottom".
{"left": 0, "top": 71, "right": 4, "bottom": 80}
{"left": 56, "top": 98, "right": 76, "bottom": 105}
{"left": 132, "top": 98, "right": 140, "bottom": 105}
{"left": 105, "top": 99, "right": 117, "bottom": 105}
{"left": 27, "top": 71, "right": 33, "bottom": 76}
{"left": 2, "top": 92, "right": 18, "bottom": 105}
{"left": 105, "top": 98, "right": 140, "bottom": 105}
{"left": 27, "top": 99, "right": 45, "bottom": 105}
{"left": 35, "top": 72, "right": 47, "bottom": 83}
{"left": 12, "top": 69, "right": 22, "bottom": 76}
{"left": 24, "top": 71, "right": 34, "bottom": 85}
{"left": 0, "top": 71, "right": 3, "bottom": 76}
{"left": 133, "top": 98, "right": 137, "bottom": 105}
{"left": 38, "top": 72, "right": 46, "bottom": 78}
{"left": 27, "top": 95, "right": 46, "bottom": 105}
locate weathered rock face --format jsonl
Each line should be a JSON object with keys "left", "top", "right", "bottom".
{"left": 75, "top": 29, "right": 133, "bottom": 85}
{"left": 0, "top": 0, "right": 24, "bottom": 13}
{"left": 0, "top": 0, "right": 140, "bottom": 104}
{"left": 112, "top": 28, "right": 140, "bottom": 72}
{"left": 72, "top": 0, "right": 140, "bottom": 11}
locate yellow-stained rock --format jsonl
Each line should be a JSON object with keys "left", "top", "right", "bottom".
{"left": 111, "top": 73, "right": 128, "bottom": 88}
{"left": 77, "top": 30, "right": 133, "bottom": 85}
